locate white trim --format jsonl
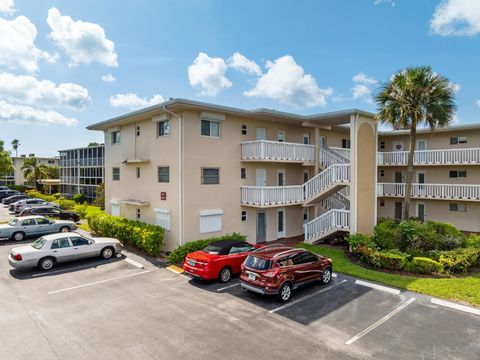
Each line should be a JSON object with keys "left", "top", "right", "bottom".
{"left": 108, "top": 126, "right": 120, "bottom": 132}
{"left": 199, "top": 209, "right": 224, "bottom": 216}
{"left": 200, "top": 111, "right": 225, "bottom": 122}
{"left": 276, "top": 207, "right": 285, "bottom": 239}
{"left": 152, "top": 114, "right": 170, "bottom": 122}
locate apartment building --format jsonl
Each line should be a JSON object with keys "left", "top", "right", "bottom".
{"left": 0, "top": 155, "right": 59, "bottom": 186}
{"left": 88, "top": 98, "right": 377, "bottom": 251}
{"left": 377, "top": 124, "right": 480, "bottom": 233}
{"left": 58, "top": 145, "right": 105, "bottom": 202}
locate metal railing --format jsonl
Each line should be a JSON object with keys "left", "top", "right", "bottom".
{"left": 377, "top": 148, "right": 480, "bottom": 166}
{"left": 241, "top": 140, "right": 315, "bottom": 162}
{"left": 377, "top": 183, "right": 480, "bottom": 201}
{"left": 304, "top": 209, "right": 350, "bottom": 243}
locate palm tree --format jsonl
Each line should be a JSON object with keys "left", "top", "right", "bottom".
{"left": 21, "top": 157, "right": 49, "bottom": 190}
{"left": 11, "top": 139, "right": 20, "bottom": 157}
{"left": 375, "top": 66, "right": 456, "bottom": 219}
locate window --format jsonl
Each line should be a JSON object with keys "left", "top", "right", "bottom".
{"left": 70, "top": 237, "right": 89, "bottom": 246}
{"left": 51, "top": 239, "right": 71, "bottom": 249}
{"left": 342, "top": 139, "right": 351, "bottom": 149}
{"left": 449, "top": 170, "right": 467, "bottom": 178}
{"left": 111, "top": 131, "right": 120, "bottom": 144}
{"left": 112, "top": 167, "right": 120, "bottom": 181}
{"left": 199, "top": 210, "right": 223, "bottom": 233}
{"left": 450, "top": 136, "right": 468, "bottom": 145}
{"left": 21, "top": 219, "right": 36, "bottom": 226}
{"left": 380, "top": 141, "right": 385, "bottom": 150}
{"left": 303, "top": 133, "right": 310, "bottom": 145}
{"left": 380, "top": 200, "right": 385, "bottom": 207}
{"left": 449, "top": 203, "right": 467, "bottom": 212}
{"left": 136, "top": 208, "right": 141, "bottom": 220}
{"left": 201, "top": 120, "right": 220, "bottom": 137}
{"left": 241, "top": 211, "right": 247, "bottom": 222}
{"left": 157, "top": 120, "right": 170, "bottom": 136}
{"left": 155, "top": 208, "right": 171, "bottom": 231}
{"left": 229, "top": 244, "right": 255, "bottom": 254}
{"left": 380, "top": 169, "right": 385, "bottom": 177}
{"left": 136, "top": 167, "right": 141, "bottom": 178}
{"left": 136, "top": 126, "right": 140, "bottom": 136}
{"left": 158, "top": 166, "right": 170, "bottom": 183}
{"left": 241, "top": 168, "right": 246, "bottom": 179}
{"left": 48, "top": 160, "right": 55, "bottom": 164}
{"left": 303, "top": 208, "right": 308, "bottom": 221}
{"left": 241, "top": 125, "right": 248, "bottom": 135}
{"left": 36, "top": 218, "right": 50, "bottom": 225}
{"left": 277, "top": 131, "right": 285, "bottom": 142}
{"left": 202, "top": 168, "right": 219, "bottom": 184}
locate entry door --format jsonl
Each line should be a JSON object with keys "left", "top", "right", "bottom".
{"left": 394, "top": 172, "right": 403, "bottom": 183}
{"left": 255, "top": 169, "right": 267, "bottom": 186}
{"left": 394, "top": 202, "right": 402, "bottom": 220}
{"left": 277, "top": 209, "right": 285, "bottom": 239}
{"left": 256, "top": 212, "right": 266, "bottom": 243}
{"left": 303, "top": 133, "right": 310, "bottom": 145}
{"left": 319, "top": 136, "right": 327, "bottom": 149}
{"left": 417, "top": 203, "right": 425, "bottom": 221}
{"left": 416, "top": 140, "right": 427, "bottom": 150}
{"left": 277, "top": 170, "right": 285, "bottom": 186}
{"left": 417, "top": 171, "right": 426, "bottom": 196}
{"left": 256, "top": 127, "right": 267, "bottom": 140}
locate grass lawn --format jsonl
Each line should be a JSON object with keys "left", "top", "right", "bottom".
{"left": 299, "top": 243, "right": 480, "bottom": 307}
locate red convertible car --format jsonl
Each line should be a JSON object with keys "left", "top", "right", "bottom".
{"left": 183, "top": 240, "right": 263, "bottom": 282}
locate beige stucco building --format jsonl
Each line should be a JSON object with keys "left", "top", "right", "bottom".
{"left": 88, "top": 99, "right": 377, "bottom": 251}
{"left": 0, "top": 155, "right": 59, "bottom": 186}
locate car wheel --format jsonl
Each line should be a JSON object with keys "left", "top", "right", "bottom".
{"left": 218, "top": 267, "right": 232, "bottom": 283}
{"left": 38, "top": 257, "right": 55, "bottom": 271}
{"left": 59, "top": 226, "right": 70, "bottom": 233}
{"left": 12, "top": 232, "right": 24, "bottom": 241}
{"left": 278, "top": 282, "right": 293, "bottom": 302}
{"left": 321, "top": 267, "right": 332, "bottom": 284}
{"left": 100, "top": 247, "right": 114, "bottom": 259}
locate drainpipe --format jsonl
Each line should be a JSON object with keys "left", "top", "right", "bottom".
{"left": 163, "top": 106, "right": 184, "bottom": 246}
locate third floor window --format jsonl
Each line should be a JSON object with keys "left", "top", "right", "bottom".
{"left": 158, "top": 120, "right": 171, "bottom": 137}
{"left": 112, "top": 131, "right": 120, "bottom": 144}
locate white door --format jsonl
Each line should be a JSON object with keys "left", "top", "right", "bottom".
{"left": 416, "top": 203, "right": 426, "bottom": 221}
{"left": 256, "top": 127, "right": 267, "bottom": 140}
{"left": 111, "top": 204, "right": 120, "bottom": 217}
{"left": 416, "top": 140, "right": 427, "bottom": 150}
{"left": 277, "top": 208, "right": 285, "bottom": 239}
{"left": 393, "top": 141, "right": 404, "bottom": 151}
{"left": 255, "top": 169, "right": 267, "bottom": 186}
{"left": 319, "top": 136, "right": 327, "bottom": 149}
{"left": 277, "top": 169, "right": 285, "bottom": 186}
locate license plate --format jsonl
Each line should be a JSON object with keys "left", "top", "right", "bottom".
{"left": 248, "top": 273, "right": 256, "bottom": 280}
{"left": 187, "top": 260, "right": 195, "bottom": 267}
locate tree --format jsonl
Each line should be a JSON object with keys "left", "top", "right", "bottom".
{"left": 0, "top": 140, "right": 14, "bottom": 178}
{"left": 11, "top": 139, "right": 20, "bottom": 157}
{"left": 43, "top": 165, "right": 59, "bottom": 179}
{"left": 88, "top": 142, "right": 99, "bottom": 147}
{"left": 21, "top": 157, "right": 49, "bottom": 190}
{"left": 375, "top": 66, "right": 456, "bottom": 219}
{"left": 93, "top": 183, "right": 105, "bottom": 209}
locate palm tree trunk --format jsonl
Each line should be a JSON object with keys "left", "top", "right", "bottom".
{"left": 403, "top": 122, "right": 417, "bottom": 219}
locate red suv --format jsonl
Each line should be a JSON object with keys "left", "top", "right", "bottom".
{"left": 240, "top": 246, "right": 333, "bottom": 302}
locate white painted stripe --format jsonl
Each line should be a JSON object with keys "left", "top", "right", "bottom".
{"left": 431, "top": 298, "right": 480, "bottom": 316}
{"left": 332, "top": 273, "right": 338, "bottom": 278}
{"left": 345, "top": 298, "right": 416, "bottom": 345}
{"left": 124, "top": 258, "right": 144, "bottom": 269}
{"left": 31, "top": 263, "right": 102, "bottom": 277}
{"left": 355, "top": 279, "right": 401, "bottom": 295}
{"left": 217, "top": 283, "right": 240, "bottom": 292}
{"left": 269, "top": 279, "right": 347, "bottom": 314}
{"left": 47, "top": 270, "right": 151, "bottom": 295}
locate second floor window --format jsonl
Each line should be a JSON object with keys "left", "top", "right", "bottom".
{"left": 202, "top": 168, "right": 219, "bottom": 184}
{"left": 112, "top": 131, "right": 120, "bottom": 144}
{"left": 241, "top": 125, "right": 248, "bottom": 135}
{"left": 201, "top": 120, "right": 220, "bottom": 137}
{"left": 112, "top": 167, "right": 120, "bottom": 181}
{"left": 158, "top": 166, "right": 170, "bottom": 183}
{"left": 158, "top": 120, "right": 171, "bottom": 136}
{"left": 342, "top": 139, "right": 351, "bottom": 149}
{"left": 449, "top": 170, "right": 467, "bottom": 178}
{"left": 450, "top": 136, "right": 467, "bottom": 145}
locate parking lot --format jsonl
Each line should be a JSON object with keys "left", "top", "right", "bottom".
{"left": 1, "top": 206, "right": 479, "bottom": 359}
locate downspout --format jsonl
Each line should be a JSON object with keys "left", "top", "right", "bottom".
{"left": 163, "top": 106, "right": 184, "bottom": 246}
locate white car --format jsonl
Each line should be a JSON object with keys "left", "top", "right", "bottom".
{"left": 8, "top": 233, "right": 124, "bottom": 271}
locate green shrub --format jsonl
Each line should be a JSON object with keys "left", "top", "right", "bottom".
{"left": 87, "top": 212, "right": 165, "bottom": 256}
{"left": 464, "top": 235, "right": 480, "bottom": 249}
{"left": 373, "top": 218, "right": 401, "bottom": 250}
{"left": 353, "top": 245, "right": 376, "bottom": 264}
{"left": 431, "top": 248, "right": 480, "bottom": 273}
{"left": 167, "top": 233, "right": 246, "bottom": 264}
{"left": 57, "top": 198, "right": 76, "bottom": 210}
{"left": 73, "top": 203, "right": 102, "bottom": 219}
{"left": 8, "top": 184, "right": 31, "bottom": 192}
{"left": 372, "top": 251, "right": 408, "bottom": 271}
{"left": 425, "top": 221, "right": 465, "bottom": 250}
{"left": 73, "top": 193, "right": 87, "bottom": 204}
{"left": 404, "top": 257, "right": 444, "bottom": 274}
{"left": 346, "top": 233, "right": 376, "bottom": 252}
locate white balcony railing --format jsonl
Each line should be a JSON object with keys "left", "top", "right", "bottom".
{"left": 377, "top": 183, "right": 480, "bottom": 201}
{"left": 241, "top": 140, "right": 315, "bottom": 162}
{"left": 378, "top": 148, "right": 480, "bottom": 166}
{"left": 304, "top": 209, "right": 350, "bottom": 243}
{"left": 305, "top": 164, "right": 350, "bottom": 201}
{"left": 241, "top": 186, "right": 304, "bottom": 207}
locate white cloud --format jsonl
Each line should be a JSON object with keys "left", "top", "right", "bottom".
{"left": 430, "top": 0, "right": 480, "bottom": 36}
{"left": 0, "top": 0, "right": 15, "bottom": 14}
{"left": 47, "top": 7, "right": 118, "bottom": 67}
{"left": 0, "top": 100, "right": 77, "bottom": 126}
{"left": 351, "top": 72, "right": 378, "bottom": 103}
{"left": 0, "top": 16, "right": 56, "bottom": 73}
{"left": 109, "top": 93, "right": 164, "bottom": 110}
{"left": 352, "top": 84, "right": 373, "bottom": 100}
{"left": 476, "top": 99, "right": 480, "bottom": 107}
{"left": 227, "top": 52, "right": 262, "bottom": 76}
{"left": 352, "top": 72, "right": 378, "bottom": 85}
{"left": 101, "top": 73, "right": 116, "bottom": 82}
{"left": 374, "top": 0, "right": 395, "bottom": 6}
{"left": 449, "top": 82, "right": 461, "bottom": 92}
{"left": 0, "top": 72, "right": 91, "bottom": 111}
{"left": 244, "top": 55, "right": 333, "bottom": 108}
{"left": 188, "top": 52, "right": 232, "bottom": 96}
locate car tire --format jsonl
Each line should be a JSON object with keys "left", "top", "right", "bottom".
{"left": 278, "top": 282, "right": 293, "bottom": 302}
{"left": 59, "top": 226, "right": 70, "bottom": 233}
{"left": 320, "top": 267, "right": 332, "bottom": 284}
{"left": 11, "top": 232, "right": 25, "bottom": 241}
{"left": 218, "top": 267, "right": 232, "bottom": 283}
{"left": 100, "top": 247, "right": 114, "bottom": 259}
{"left": 38, "top": 257, "right": 55, "bottom": 271}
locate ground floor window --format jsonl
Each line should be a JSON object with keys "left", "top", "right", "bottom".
{"left": 200, "top": 209, "right": 223, "bottom": 233}
{"left": 449, "top": 203, "right": 467, "bottom": 212}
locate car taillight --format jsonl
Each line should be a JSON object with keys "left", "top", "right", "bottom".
{"left": 13, "top": 253, "right": 22, "bottom": 261}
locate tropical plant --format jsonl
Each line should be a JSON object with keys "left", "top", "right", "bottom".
{"left": 375, "top": 66, "right": 456, "bottom": 219}
{"left": 93, "top": 183, "right": 105, "bottom": 209}
{"left": 11, "top": 139, "right": 20, "bottom": 157}
{"left": 0, "top": 140, "right": 14, "bottom": 178}
{"left": 21, "top": 157, "right": 49, "bottom": 190}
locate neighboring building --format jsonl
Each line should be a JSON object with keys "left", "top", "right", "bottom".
{"left": 0, "top": 155, "right": 59, "bottom": 186}
{"left": 87, "top": 98, "right": 377, "bottom": 251}
{"left": 59, "top": 145, "right": 105, "bottom": 202}
{"left": 377, "top": 124, "right": 480, "bottom": 233}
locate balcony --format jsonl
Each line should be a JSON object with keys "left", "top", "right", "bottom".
{"left": 377, "top": 183, "right": 480, "bottom": 201}
{"left": 377, "top": 148, "right": 480, "bottom": 166}
{"left": 241, "top": 140, "right": 315, "bottom": 163}
{"left": 241, "top": 186, "right": 304, "bottom": 207}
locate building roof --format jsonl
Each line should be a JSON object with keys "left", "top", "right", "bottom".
{"left": 58, "top": 144, "right": 105, "bottom": 152}
{"left": 87, "top": 98, "right": 375, "bottom": 131}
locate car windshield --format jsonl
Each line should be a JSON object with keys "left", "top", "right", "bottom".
{"left": 8, "top": 219, "right": 18, "bottom": 226}
{"left": 244, "top": 255, "right": 272, "bottom": 270}
{"left": 31, "top": 238, "right": 47, "bottom": 249}
{"left": 201, "top": 244, "right": 223, "bottom": 254}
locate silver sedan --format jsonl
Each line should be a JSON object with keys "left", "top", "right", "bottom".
{"left": 8, "top": 232, "right": 124, "bottom": 271}
{"left": 0, "top": 216, "right": 77, "bottom": 241}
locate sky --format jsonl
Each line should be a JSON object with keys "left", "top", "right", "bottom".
{"left": 0, "top": 0, "right": 479, "bottom": 157}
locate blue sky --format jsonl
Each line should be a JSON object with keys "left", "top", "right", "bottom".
{"left": 0, "top": 0, "right": 479, "bottom": 157}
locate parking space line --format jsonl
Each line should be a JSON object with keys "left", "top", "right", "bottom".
{"left": 269, "top": 279, "right": 348, "bottom": 314}
{"left": 345, "top": 297, "right": 416, "bottom": 345}
{"left": 217, "top": 283, "right": 240, "bottom": 292}
{"left": 355, "top": 280, "right": 401, "bottom": 296}
{"left": 31, "top": 260, "right": 120, "bottom": 277}
{"left": 124, "top": 258, "right": 145, "bottom": 269}
{"left": 431, "top": 298, "right": 480, "bottom": 316}
{"left": 47, "top": 270, "right": 151, "bottom": 295}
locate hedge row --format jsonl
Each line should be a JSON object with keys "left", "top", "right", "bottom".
{"left": 26, "top": 190, "right": 76, "bottom": 210}
{"left": 167, "top": 233, "right": 246, "bottom": 264}
{"left": 87, "top": 212, "right": 164, "bottom": 256}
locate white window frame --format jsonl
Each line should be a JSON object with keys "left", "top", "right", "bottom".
{"left": 241, "top": 124, "right": 248, "bottom": 136}
{"left": 241, "top": 210, "right": 247, "bottom": 222}
{"left": 111, "top": 131, "right": 120, "bottom": 145}
{"left": 157, "top": 120, "right": 171, "bottom": 137}
{"left": 154, "top": 208, "right": 171, "bottom": 231}
{"left": 200, "top": 119, "right": 220, "bottom": 138}
{"left": 199, "top": 209, "right": 223, "bottom": 234}
{"left": 112, "top": 167, "right": 120, "bottom": 181}
{"left": 303, "top": 133, "right": 310, "bottom": 145}
{"left": 449, "top": 203, "right": 467, "bottom": 212}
